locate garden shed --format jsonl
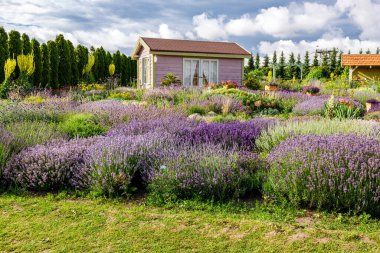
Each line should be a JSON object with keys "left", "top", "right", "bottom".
{"left": 341, "top": 54, "right": 380, "bottom": 82}
{"left": 131, "top": 37, "right": 251, "bottom": 88}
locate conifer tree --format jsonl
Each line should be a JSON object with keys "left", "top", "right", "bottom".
{"left": 254, "top": 53, "right": 260, "bottom": 69}
{"left": 113, "top": 50, "right": 122, "bottom": 77}
{"left": 321, "top": 52, "right": 329, "bottom": 78}
{"left": 121, "top": 54, "right": 128, "bottom": 85}
{"left": 67, "top": 40, "right": 78, "bottom": 85}
{"left": 263, "top": 54, "right": 269, "bottom": 68}
{"left": 330, "top": 48, "right": 337, "bottom": 74}
{"left": 247, "top": 54, "right": 254, "bottom": 70}
{"left": 303, "top": 51, "right": 310, "bottom": 77}
{"left": 8, "top": 30, "right": 22, "bottom": 59}
{"left": 296, "top": 54, "right": 302, "bottom": 79}
{"left": 359, "top": 48, "right": 363, "bottom": 54}
{"left": 313, "top": 51, "right": 319, "bottom": 67}
{"left": 366, "top": 49, "right": 371, "bottom": 54}
{"left": 286, "top": 52, "right": 296, "bottom": 79}
{"left": 31, "top": 39, "right": 41, "bottom": 87}
{"left": 75, "top": 45, "right": 88, "bottom": 80}
{"left": 278, "top": 51, "right": 285, "bottom": 78}
{"left": 55, "top": 34, "right": 71, "bottom": 85}
{"left": 21, "top": 33, "right": 31, "bottom": 54}
{"left": 335, "top": 51, "right": 343, "bottom": 75}
{"left": 272, "top": 51, "right": 277, "bottom": 66}
{"left": 0, "top": 27, "right": 9, "bottom": 83}
{"left": 40, "top": 43, "right": 49, "bottom": 87}
{"left": 377, "top": 48, "right": 380, "bottom": 54}
{"left": 47, "top": 40, "right": 59, "bottom": 88}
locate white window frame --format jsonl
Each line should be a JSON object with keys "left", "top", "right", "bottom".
{"left": 141, "top": 57, "right": 151, "bottom": 87}
{"left": 183, "top": 58, "right": 219, "bottom": 86}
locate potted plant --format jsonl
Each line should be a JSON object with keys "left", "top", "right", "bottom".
{"left": 303, "top": 85, "right": 320, "bottom": 96}
{"left": 264, "top": 81, "right": 279, "bottom": 91}
{"left": 366, "top": 98, "right": 380, "bottom": 112}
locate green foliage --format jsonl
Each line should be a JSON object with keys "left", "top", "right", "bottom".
{"left": 47, "top": 40, "right": 59, "bottom": 88}
{"left": 56, "top": 34, "right": 71, "bottom": 85}
{"left": 160, "top": 73, "right": 181, "bottom": 86}
{"left": 31, "top": 39, "right": 42, "bottom": 87}
{"left": 187, "top": 105, "right": 206, "bottom": 115}
{"left": 107, "top": 91, "right": 136, "bottom": 100}
{"left": 76, "top": 45, "right": 88, "bottom": 80}
{"left": 305, "top": 67, "right": 323, "bottom": 81}
{"left": 0, "top": 27, "right": 8, "bottom": 83}
{"left": 59, "top": 113, "right": 107, "bottom": 138}
{"left": 243, "top": 70, "right": 262, "bottom": 90}
{"left": 21, "top": 33, "right": 31, "bottom": 55}
{"left": 8, "top": 30, "right": 22, "bottom": 60}
{"left": 40, "top": 43, "right": 49, "bottom": 87}
{"left": 67, "top": 40, "right": 78, "bottom": 85}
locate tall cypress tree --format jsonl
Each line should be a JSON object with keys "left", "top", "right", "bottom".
{"left": 0, "top": 27, "right": 9, "bottom": 83}
{"left": 366, "top": 49, "right": 371, "bottom": 54}
{"left": 47, "top": 40, "right": 59, "bottom": 88}
{"left": 247, "top": 54, "right": 254, "bottom": 70}
{"left": 40, "top": 43, "right": 49, "bottom": 87}
{"left": 278, "top": 51, "right": 285, "bottom": 78}
{"left": 303, "top": 51, "right": 310, "bottom": 77}
{"left": 296, "top": 54, "right": 302, "bottom": 79}
{"left": 263, "top": 54, "right": 269, "bottom": 68}
{"left": 286, "top": 52, "right": 296, "bottom": 79}
{"left": 126, "top": 56, "right": 132, "bottom": 85}
{"left": 254, "top": 53, "right": 260, "bottom": 70}
{"left": 55, "top": 34, "right": 71, "bottom": 85}
{"left": 67, "top": 40, "right": 78, "bottom": 85}
{"left": 113, "top": 50, "right": 122, "bottom": 77}
{"left": 21, "top": 33, "right": 31, "bottom": 54}
{"left": 8, "top": 30, "right": 22, "bottom": 77}
{"left": 321, "top": 53, "right": 329, "bottom": 78}
{"left": 359, "top": 48, "right": 363, "bottom": 54}
{"left": 330, "top": 48, "right": 337, "bottom": 74}
{"left": 313, "top": 50, "right": 319, "bottom": 67}
{"left": 377, "top": 48, "right": 380, "bottom": 54}
{"left": 120, "top": 54, "right": 128, "bottom": 85}
{"left": 75, "top": 45, "right": 88, "bottom": 80}
{"left": 31, "top": 39, "right": 41, "bottom": 87}
{"left": 335, "top": 51, "right": 343, "bottom": 75}
{"left": 272, "top": 51, "right": 277, "bottom": 66}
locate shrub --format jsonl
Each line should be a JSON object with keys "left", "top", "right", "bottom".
{"left": 256, "top": 119, "right": 380, "bottom": 153}
{"left": 107, "top": 91, "right": 136, "bottom": 100}
{"left": 4, "top": 138, "right": 98, "bottom": 190}
{"left": 160, "top": 73, "right": 181, "bottom": 86}
{"left": 243, "top": 71, "right": 262, "bottom": 90}
{"left": 59, "top": 113, "right": 107, "bottom": 138}
{"left": 324, "top": 96, "right": 365, "bottom": 119}
{"left": 148, "top": 144, "right": 263, "bottom": 202}
{"left": 85, "top": 132, "right": 174, "bottom": 197}
{"left": 364, "top": 111, "right": 380, "bottom": 122}
{"left": 267, "top": 134, "right": 380, "bottom": 215}
{"left": 292, "top": 96, "right": 328, "bottom": 116}
{"left": 22, "top": 95, "right": 46, "bottom": 105}
{"left": 187, "top": 105, "right": 206, "bottom": 115}
{"left": 306, "top": 67, "right": 323, "bottom": 81}
{"left": 181, "top": 118, "right": 276, "bottom": 150}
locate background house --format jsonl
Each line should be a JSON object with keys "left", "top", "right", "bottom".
{"left": 342, "top": 54, "right": 380, "bottom": 82}
{"left": 131, "top": 37, "right": 251, "bottom": 88}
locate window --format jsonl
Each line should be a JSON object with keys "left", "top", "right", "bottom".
{"left": 141, "top": 57, "right": 150, "bottom": 86}
{"left": 183, "top": 59, "right": 218, "bottom": 86}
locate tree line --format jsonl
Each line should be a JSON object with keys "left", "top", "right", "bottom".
{"left": 0, "top": 27, "right": 137, "bottom": 88}
{"left": 246, "top": 48, "right": 380, "bottom": 80}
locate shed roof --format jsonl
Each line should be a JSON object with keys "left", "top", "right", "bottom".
{"left": 342, "top": 54, "right": 380, "bottom": 66}
{"left": 131, "top": 37, "right": 251, "bottom": 59}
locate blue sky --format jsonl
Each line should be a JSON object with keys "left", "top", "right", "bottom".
{"left": 0, "top": 0, "right": 379, "bottom": 57}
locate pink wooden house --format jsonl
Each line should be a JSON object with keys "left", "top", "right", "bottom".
{"left": 131, "top": 37, "right": 251, "bottom": 88}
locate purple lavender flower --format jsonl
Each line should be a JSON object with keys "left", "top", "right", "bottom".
{"left": 267, "top": 134, "right": 380, "bottom": 215}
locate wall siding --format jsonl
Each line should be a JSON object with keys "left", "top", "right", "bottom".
{"left": 219, "top": 58, "right": 243, "bottom": 85}
{"left": 155, "top": 55, "right": 183, "bottom": 86}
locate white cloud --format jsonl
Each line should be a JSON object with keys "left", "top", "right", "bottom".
{"left": 192, "top": 13, "right": 227, "bottom": 40}
{"left": 158, "top": 24, "right": 183, "bottom": 39}
{"left": 225, "top": 2, "right": 338, "bottom": 38}
{"left": 258, "top": 36, "right": 380, "bottom": 58}
{"left": 336, "top": 0, "right": 380, "bottom": 40}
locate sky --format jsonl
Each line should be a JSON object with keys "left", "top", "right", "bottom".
{"left": 1, "top": 0, "right": 380, "bottom": 58}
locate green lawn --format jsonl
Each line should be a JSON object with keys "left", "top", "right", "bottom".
{"left": 0, "top": 195, "right": 379, "bottom": 253}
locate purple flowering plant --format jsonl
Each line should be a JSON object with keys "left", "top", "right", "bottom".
{"left": 267, "top": 134, "right": 380, "bottom": 215}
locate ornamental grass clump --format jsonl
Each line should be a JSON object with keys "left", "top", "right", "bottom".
{"left": 148, "top": 144, "right": 263, "bottom": 203}
{"left": 267, "top": 134, "right": 380, "bottom": 215}
{"left": 4, "top": 138, "right": 100, "bottom": 190}
{"left": 256, "top": 119, "right": 380, "bottom": 153}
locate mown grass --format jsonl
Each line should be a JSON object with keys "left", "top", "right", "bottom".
{"left": 0, "top": 194, "right": 379, "bottom": 252}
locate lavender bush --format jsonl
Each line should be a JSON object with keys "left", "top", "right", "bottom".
{"left": 292, "top": 96, "right": 329, "bottom": 116}
{"left": 0, "top": 127, "right": 14, "bottom": 184}
{"left": 148, "top": 143, "right": 263, "bottom": 202}
{"left": 85, "top": 132, "right": 176, "bottom": 196}
{"left": 180, "top": 118, "right": 276, "bottom": 150}
{"left": 4, "top": 138, "right": 99, "bottom": 190}
{"left": 77, "top": 100, "right": 183, "bottom": 126}
{"left": 267, "top": 134, "right": 380, "bottom": 215}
